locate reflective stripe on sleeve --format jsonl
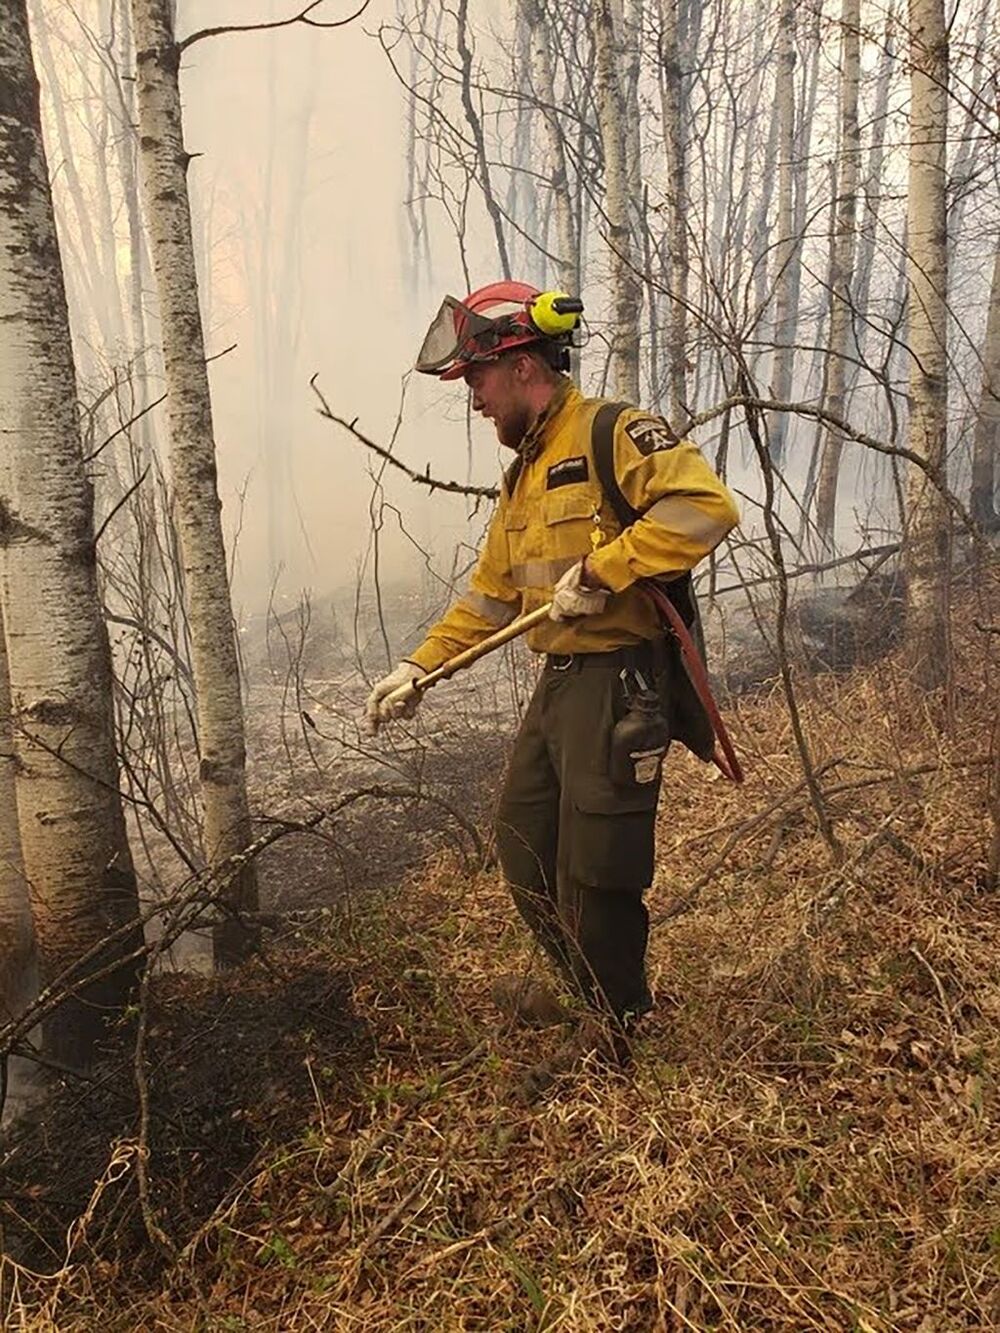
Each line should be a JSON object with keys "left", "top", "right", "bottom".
{"left": 645, "top": 495, "right": 732, "bottom": 547}
{"left": 459, "top": 591, "right": 519, "bottom": 626}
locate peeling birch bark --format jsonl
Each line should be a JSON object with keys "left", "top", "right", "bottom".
{"left": 131, "top": 0, "right": 257, "bottom": 965}
{"left": 0, "top": 0, "right": 141, "bottom": 1066}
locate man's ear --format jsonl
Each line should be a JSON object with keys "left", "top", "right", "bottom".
{"left": 513, "top": 350, "right": 536, "bottom": 382}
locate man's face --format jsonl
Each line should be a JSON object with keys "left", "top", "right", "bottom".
{"left": 464, "top": 356, "right": 532, "bottom": 450}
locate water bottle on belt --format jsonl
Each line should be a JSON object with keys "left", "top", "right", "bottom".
{"left": 609, "top": 668, "right": 670, "bottom": 787}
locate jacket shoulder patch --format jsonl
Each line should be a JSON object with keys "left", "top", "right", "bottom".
{"left": 623, "top": 416, "right": 679, "bottom": 455}
{"left": 546, "top": 456, "right": 589, "bottom": 489}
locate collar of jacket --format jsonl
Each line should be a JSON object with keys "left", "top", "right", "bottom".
{"left": 517, "top": 379, "right": 580, "bottom": 463}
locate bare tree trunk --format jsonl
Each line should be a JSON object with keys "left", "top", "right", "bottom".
{"left": 131, "top": 0, "right": 257, "bottom": 966}
{"left": 592, "top": 0, "right": 641, "bottom": 402}
{"left": 0, "top": 600, "right": 32, "bottom": 1021}
{"left": 850, "top": 7, "right": 896, "bottom": 369}
{"left": 614, "top": 0, "right": 644, "bottom": 229}
{"left": 815, "top": 0, "right": 861, "bottom": 543}
{"left": 455, "top": 0, "right": 510, "bottom": 278}
{"left": 971, "top": 242, "right": 1000, "bottom": 528}
{"left": 788, "top": 1, "right": 821, "bottom": 335}
{"left": 902, "top": 0, "right": 949, "bottom": 688}
{"left": 658, "top": 0, "right": 689, "bottom": 421}
{"left": 508, "top": 15, "right": 538, "bottom": 281}
{"left": 767, "top": 0, "right": 797, "bottom": 465}
{"left": 0, "top": 0, "right": 141, "bottom": 1066}
{"left": 115, "top": 0, "right": 156, "bottom": 401}
{"left": 521, "top": 0, "right": 579, "bottom": 295}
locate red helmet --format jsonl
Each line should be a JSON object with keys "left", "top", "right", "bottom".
{"left": 416, "top": 281, "right": 580, "bottom": 381}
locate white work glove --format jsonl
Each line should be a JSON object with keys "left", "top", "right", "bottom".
{"left": 364, "top": 660, "right": 428, "bottom": 732}
{"left": 549, "top": 560, "right": 611, "bottom": 621}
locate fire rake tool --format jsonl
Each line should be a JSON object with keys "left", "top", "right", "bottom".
{"left": 384, "top": 589, "right": 743, "bottom": 783}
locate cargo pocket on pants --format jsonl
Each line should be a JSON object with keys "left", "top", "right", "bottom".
{"left": 567, "top": 774, "right": 660, "bottom": 891}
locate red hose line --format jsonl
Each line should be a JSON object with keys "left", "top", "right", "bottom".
{"left": 641, "top": 583, "right": 744, "bottom": 785}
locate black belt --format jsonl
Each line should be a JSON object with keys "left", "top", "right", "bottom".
{"left": 544, "top": 641, "right": 659, "bottom": 673}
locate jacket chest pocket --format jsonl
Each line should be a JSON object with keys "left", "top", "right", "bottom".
{"left": 543, "top": 487, "right": 601, "bottom": 555}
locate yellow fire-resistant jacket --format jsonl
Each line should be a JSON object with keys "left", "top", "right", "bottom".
{"left": 406, "top": 382, "right": 740, "bottom": 672}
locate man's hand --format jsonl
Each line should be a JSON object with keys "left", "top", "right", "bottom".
{"left": 549, "top": 560, "right": 611, "bottom": 621}
{"left": 364, "top": 661, "right": 428, "bottom": 732}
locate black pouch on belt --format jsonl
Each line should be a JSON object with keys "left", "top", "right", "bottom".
{"left": 609, "top": 669, "right": 671, "bottom": 788}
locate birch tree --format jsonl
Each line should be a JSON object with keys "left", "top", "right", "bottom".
{"left": 902, "top": 0, "right": 949, "bottom": 687}
{"left": 520, "top": 0, "right": 579, "bottom": 296}
{"left": 0, "top": 0, "right": 141, "bottom": 1065}
{"left": 658, "top": 0, "right": 689, "bottom": 422}
{"left": 592, "top": 0, "right": 641, "bottom": 401}
{"left": 971, "top": 242, "right": 1000, "bottom": 529}
{"left": 815, "top": 0, "right": 861, "bottom": 542}
{"left": 131, "top": 0, "right": 257, "bottom": 966}
{"left": 0, "top": 603, "right": 32, "bottom": 1021}
{"left": 767, "top": 0, "right": 797, "bottom": 464}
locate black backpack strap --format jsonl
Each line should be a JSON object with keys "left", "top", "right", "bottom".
{"left": 591, "top": 402, "right": 635, "bottom": 528}
{"left": 590, "top": 401, "right": 697, "bottom": 627}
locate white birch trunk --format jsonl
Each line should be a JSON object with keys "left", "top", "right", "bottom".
{"left": 971, "top": 242, "right": 1000, "bottom": 528}
{"left": 0, "top": 600, "right": 33, "bottom": 1021}
{"left": 592, "top": 0, "right": 641, "bottom": 402}
{"left": 521, "top": 0, "right": 579, "bottom": 295}
{"left": 815, "top": 0, "right": 861, "bottom": 542}
{"left": 0, "top": 0, "right": 141, "bottom": 1066}
{"left": 613, "top": 0, "right": 644, "bottom": 231}
{"left": 767, "top": 0, "right": 797, "bottom": 464}
{"left": 902, "top": 0, "right": 950, "bottom": 687}
{"left": 659, "top": 0, "right": 689, "bottom": 422}
{"left": 850, "top": 12, "right": 896, "bottom": 365}
{"left": 131, "top": 0, "right": 257, "bottom": 965}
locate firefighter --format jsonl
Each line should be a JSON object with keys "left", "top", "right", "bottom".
{"left": 365, "top": 281, "right": 739, "bottom": 1099}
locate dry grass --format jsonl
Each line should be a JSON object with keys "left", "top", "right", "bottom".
{"left": 4, "top": 580, "right": 999, "bottom": 1331}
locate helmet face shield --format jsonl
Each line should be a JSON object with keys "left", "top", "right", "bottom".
{"left": 415, "top": 295, "right": 526, "bottom": 377}
{"left": 415, "top": 296, "right": 466, "bottom": 374}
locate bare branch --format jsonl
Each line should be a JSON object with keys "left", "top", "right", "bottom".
{"left": 687, "top": 394, "right": 989, "bottom": 549}
{"left": 179, "top": 0, "right": 373, "bottom": 52}
{"left": 310, "top": 375, "right": 499, "bottom": 501}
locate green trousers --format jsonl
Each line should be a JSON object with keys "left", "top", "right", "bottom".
{"left": 495, "top": 656, "right": 661, "bottom": 1022}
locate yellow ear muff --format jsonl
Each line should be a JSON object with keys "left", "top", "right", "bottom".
{"left": 530, "top": 291, "right": 583, "bottom": 337}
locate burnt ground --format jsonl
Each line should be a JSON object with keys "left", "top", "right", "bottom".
{"left": 0, "top": 955, "right": 371, "bottom": 1279}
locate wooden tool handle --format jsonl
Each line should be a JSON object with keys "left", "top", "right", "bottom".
{"left": 384, "top": 602, "right": 552, "bottom": 708}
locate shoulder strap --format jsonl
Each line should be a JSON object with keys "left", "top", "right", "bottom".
{"left": 590, "top": 400, "right": 698, "bottom": 630}
{"left": 591, "top": 402, "right": 635, "bottom": 528}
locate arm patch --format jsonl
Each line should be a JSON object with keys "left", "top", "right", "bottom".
{"left": 624, "top": 416, "right": 679, "bottom": 455}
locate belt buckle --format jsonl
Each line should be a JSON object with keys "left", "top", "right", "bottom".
{"left": 550, "top": 653, "right": 574, "bottom": 672}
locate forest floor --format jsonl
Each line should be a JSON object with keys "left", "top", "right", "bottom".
{"left": 3, "top": 569, "right": 999, "bottom": 1331}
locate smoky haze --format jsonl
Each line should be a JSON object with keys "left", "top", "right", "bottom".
{"left": 39, "top": 0, "right": 512, "bottom": 628}
{"left": 35, "top": 0, "right": 995, "bottom": 631}
{"left": 181, "top": 0, "right": 507, "bottom": 616}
